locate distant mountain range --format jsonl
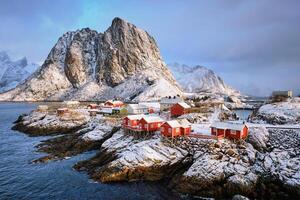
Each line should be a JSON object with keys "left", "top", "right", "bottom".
{"left": 0, "top": 51, "right": 39, "bottom": 93}
{"left": 168, "top": 63, "right": 238, "bottom": 96}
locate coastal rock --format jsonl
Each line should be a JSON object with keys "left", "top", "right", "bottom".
{"left": 247, "top": 127, "right": 269, "bottom": 152}
{"left": 75, "top": 131, "right": 190, "bottom": 182}
{"left": 251, "top": 98, "right": 300, "bottom": 124}
{"left": 32, "top": 119, "right": 120, "bottom": 163}
{"left": 12, "top": 110, "right": 89, "bottom": 136}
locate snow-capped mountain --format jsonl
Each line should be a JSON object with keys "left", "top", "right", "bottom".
{"left": 0, "top": 51, "right": 39, "bottom": 93}
{"left": 168, "top": 63, "right": 238, "bottom": 95}
{"left": 0, "top": 18, "right": 182, "bottom": 101}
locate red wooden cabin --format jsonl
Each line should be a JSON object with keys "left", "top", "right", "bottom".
{"left": 87, "top": 104, "right": 98, "bottom": 109}
{"left": 170, "top": 102, "right": 191, "bottom": 117}
{"left": 57, "top": 108, "right": 69, "bottom": 116}
{"left": 104, "top": 100, "right": 124, "bottom": 108}
{"left": 138, "top": 116, "right": 164, "bottom": 132}
{"left": 211, "top": 122, "right": 248, "bottom": 139}
{"left": 122, "top": 115, "right": 145, "bottom": 130}
{"left": 160, "top": 119, "right": 191, "bottom": 137}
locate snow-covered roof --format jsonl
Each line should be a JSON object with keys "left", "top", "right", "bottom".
{"left": 160, "top": 96, "right": 183, "bottom": 104}
{"left": 177, "top": 102, "right": 191, "bottom": 109}
{"left": 139, "top": 102, "right": 160, "bottom": 109}
{"left": 127, "top": 104, "right": 148, "bottom": 110}
{"left": 211, "top": 122, "right": 247, "bottom": 131}
{"left": 105, "top": 100, "right": 123, "bottom": 105}
{"left": 177, "top": 118, "right": 191, "bottom": 128}
{"left": 141, "top": 116, "right": 164, "bottom": 123}
{"left": 164, "top": 120, "right": 182, "bottom": 128}
{"left": 63, "top": 101, "right": 80, "bottom": 105}
{"left": 126, "top": 114, "right": 145, "bottom": 120}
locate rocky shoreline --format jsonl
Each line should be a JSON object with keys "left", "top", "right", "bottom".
{"left": 12, "top": 110, "right": 300, "bottom": 199}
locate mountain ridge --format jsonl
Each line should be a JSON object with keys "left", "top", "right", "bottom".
{"left": 168, "top": 62, "right": 239, "bottom": 96}
{"left": 0, "top": 18, "right": 182, "bottom": 101}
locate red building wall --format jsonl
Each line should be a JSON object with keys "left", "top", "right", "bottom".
{"left": 138, "top": 118, "right": 162, "bottom": 131}
{"left": 160, "top": 123, "right": 181, "bottom": 137}
{"left": 211, "top": 126, "right": 248, "bottom": 139}
{"left": 171, "top": 104, "right": 187, "bottom": 117}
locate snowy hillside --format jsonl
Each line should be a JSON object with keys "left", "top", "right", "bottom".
{"left": 168, "top": 63, "right": 238, "bottom": 95}
{"left": 0, "top": 51, "right": 39, "bottom": 93}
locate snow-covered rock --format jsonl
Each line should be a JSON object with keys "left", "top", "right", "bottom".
{"left": 0, "top": 51, "right": 39, "bottom": 92}
{"left": 76, "top": 131, "right": 189, "bottom": 182}
{"left": 12, "top": 110, "right": 90, "bottom": 136}
{"left": 168, "top": 62, "right": 238, "bottom": 96}
{"left": 247, "top": 127, "right": 269, "bottom": 151}
{"left": 0, "top": 18, "right": 182, "bottom": 101}
{"left": 251, "top": 98, "right": 300, "bottom": 124}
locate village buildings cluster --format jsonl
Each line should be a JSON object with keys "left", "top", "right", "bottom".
{"left": 47, "top": 96, "right": 249, "bottom": 141}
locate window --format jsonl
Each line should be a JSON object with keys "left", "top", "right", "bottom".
{"left": 231, "top": 130, "right": 236, "bottom": 135}
{"left": 161, "top": 127, "right": 164, "bottom": 132}
{"left": 168, "top": 128, "right": 171, "bottom": 133}
{"left": 176, "top": 128, "right": 180, "bottom": 133}
{"left": 150, "top": 124, "right": 154, "bottom": 128}
{"left": 144, "top": 124, "right": 148, "bottom": 129}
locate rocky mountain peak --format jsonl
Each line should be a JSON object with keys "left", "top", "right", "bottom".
{"left": 0, "top": 18, "right": 181, "bottom": 101}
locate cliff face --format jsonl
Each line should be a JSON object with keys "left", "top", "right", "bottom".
{"left": 0, "top": 18, "right": 182, "bottom": 101}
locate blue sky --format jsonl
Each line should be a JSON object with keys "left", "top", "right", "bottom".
{"left": 1, "top": 0, "right": 300, "bottom": 96}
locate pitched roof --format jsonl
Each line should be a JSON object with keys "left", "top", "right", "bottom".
{"left": 126, "top": 114, "right": 145, "bottom": 120}
{"left": 211, "top": 122, "right": 247, "bottom": 131}
{"left": 177, "top": 102, "right": 191, "bottom": 109}
{"left": 177, "top": 118, "right": 192, "bottom": 128}
{"left": 141, "top": 115, "right": 164, "bottom": 123}
{"left": 164, "top": 120, "right": 182, "bottom": 128}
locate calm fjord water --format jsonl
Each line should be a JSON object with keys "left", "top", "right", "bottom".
{"left": 0, "top": 103, "right": 180, "bottom": 200}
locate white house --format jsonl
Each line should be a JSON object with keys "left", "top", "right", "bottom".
{"left": 127, "top": 104, "right": 149, "bottom": 114}
{"left": 139, "top": 102, "right": 161, "bottom": 113}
